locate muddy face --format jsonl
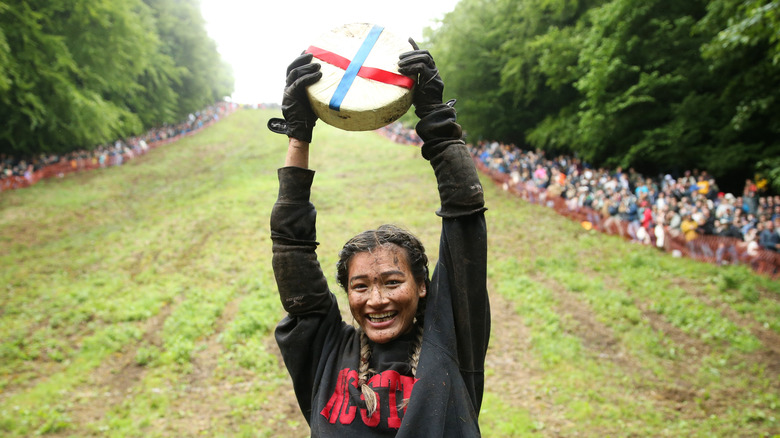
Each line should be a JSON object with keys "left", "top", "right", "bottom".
{"left": 346, "top": 244, "right": 426, "bottom": 344}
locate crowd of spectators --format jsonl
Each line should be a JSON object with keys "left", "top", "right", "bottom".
{"left": 376, "top": 122, "right": 779, "bottom": 274}
{"left": 1, "top": 102, "right": 234, "bottom": 191}
{"left": 8, "top": 113, "right": 773, "bottom": 269}
{"left": 376, "top": 121, "right": 422, "bottom": 146}
{"left": 471, "top": 140, "right": 779, "bottom": 258}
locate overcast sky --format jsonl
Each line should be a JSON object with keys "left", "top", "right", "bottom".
{"left": 199, "top": 0, "right": 460, "bottom": 104}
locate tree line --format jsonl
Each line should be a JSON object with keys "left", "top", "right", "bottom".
{"left": 0, "top": 0, "right": 233, "bottom": 156}
{"left": 426, "top": 0, "right": 780, "bottom": 193}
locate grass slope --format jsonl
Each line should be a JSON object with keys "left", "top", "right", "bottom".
{"left": 1, "top": 109, "right": 778, "bottom": 437}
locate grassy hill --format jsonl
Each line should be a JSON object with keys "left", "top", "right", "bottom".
{"left": 1, "top": 109, "right": 778, "bottom": 437}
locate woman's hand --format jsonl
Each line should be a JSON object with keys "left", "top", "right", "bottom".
{"left": 268, "top": 53, "right": 322, "bottom": 143}
{"left": 398, "top": 39, "right": 461, "bottom": 145}
{"left": 398, "top": 39, "right": 445, "bottom": 118}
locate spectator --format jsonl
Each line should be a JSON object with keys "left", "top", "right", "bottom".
{"left": 742, "top": 228, "right": 761, "bottom": 266}
{"left": 681, "top": 213, "right": 699, "bottom": 242}
{"left": 759, "top": 218, "right": 779, "bottom": 252}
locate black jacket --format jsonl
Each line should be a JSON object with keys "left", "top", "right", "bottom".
{"left": 270, "top": 107, "right": 489, "bottom": 437}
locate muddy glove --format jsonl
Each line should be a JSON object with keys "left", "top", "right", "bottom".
{"left": 398, "top": 39, "right": 446, "bottom": 120}
{"left": 398, "top": 39, "right": 461, "bottom": 144}
{"left": 267, "top": 53, "right": 322, "bottom": 143}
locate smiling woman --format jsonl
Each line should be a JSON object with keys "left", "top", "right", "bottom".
{"left": 269, "top": 40, "right": 489, "bottom": 436}
{"left": 340, "top": 230, "right": 428, "bottom": 345}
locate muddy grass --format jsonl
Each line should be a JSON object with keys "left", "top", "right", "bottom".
{"left": 33, "top": 276, "right": 778, "bottom": 437}
{"left": 2, "top": 110, "right": 778, "bottom": 437}
{"left": 44, "top": 282, "right": 573, "bottom": 437}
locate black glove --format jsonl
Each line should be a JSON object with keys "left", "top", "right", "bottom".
{"left": 398, "top": 39, "right": 461, "bottom": 143}
{"left": 397, "top": 39, "right": 446, "bottom": 119}
{"left": 267, "top": 53, "right": 321, "bottom": 143}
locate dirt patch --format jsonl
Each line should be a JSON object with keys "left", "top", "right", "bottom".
{"left": 590, "top": 271, "right": 714, "bottom": 367}
{"left": 677, "top": 279, "right": 780, "bottom": 370}
{"left": 188, "top": 297, "right": 241, "bottom": 385}
{"left": 635, "top": 300, "right": 712, "bottom": 358}
{"left": 598, "top": 273, "right": 780, "bottom": 421}
{"left": 554, "top": 288, "right": 625, "bottom": 362}
{"left": 35, "top": 270, "right": 776, "bottom": 437}
{"left": 52, "top": 301, "right": 173, "bottom": 436}
{"left": 256, "top": 336, "right": 310, "bottom": 437}
{"left": 485, "top": 286, "right": 573, "bottom": 436}
{"left": 157, "top": 296, "right": 308, "bottom": 436}
{"left": 655, "top": 277, "right": 780, "bottom": 398}
{"left": 153, "top": 296, "right": 247, "bottom": 436}
{"left": 0, "top": 316, "right": 60, "bottom": 398}
{"left": 533, "top": 272, "right": 725, "bottom": 422}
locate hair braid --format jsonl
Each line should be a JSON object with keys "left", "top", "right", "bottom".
{"left": 357, "top": 323, "right": 425, "bottom": 416}
{"left": 408, "top": 323, "right": 424, "bottom": 376}
{"left": 358, "top": 330, "right": 378, "bottom": 417}
{"left": 398, "top": 323, "right": 424, "bottom": 412}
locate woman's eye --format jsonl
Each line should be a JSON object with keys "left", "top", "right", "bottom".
{"left": 386, "top": 279, "right": 401, "bottom": 286}
{"left": 351, "top": 284, "right": 367, "bottom": 292}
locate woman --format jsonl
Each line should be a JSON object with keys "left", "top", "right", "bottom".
{"left": 269, "top": 41, "right": 489, "bottom": 436}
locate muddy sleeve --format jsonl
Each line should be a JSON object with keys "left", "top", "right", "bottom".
{"left": 418, "top": 105, "right": 490, "bottom": 412}
{"left": 270, "top": 166, "right": 331, "bottom": 315}
{"left": 271, "top": 166, "right": 344, "bottom": 423}
{"left": 418, "top": 105, "right": 486, "bottom": 219}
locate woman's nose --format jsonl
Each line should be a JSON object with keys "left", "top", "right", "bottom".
{"left": 366, "top": 284, "right": 387, "bottom": 306}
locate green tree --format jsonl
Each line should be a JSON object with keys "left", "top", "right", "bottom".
{"left": 429, "top": 0, "right": 601, "bottom": 147}
{"left": 506, "top": 0, "right": 602, "bottom": 154}
{"left": 573, "top": 0, "right": 712, "bottom": 174}
{"left": 0, "top": 0, "right": 232, "bottom": 156}
{"left": 696, "top": 0, "right": 780, "bottom": 190}
{"left": 144, "top": 0, "right": 232, "bottom": 121}
{"left": 428, "top": 0, "right": 779, "bottom": 192}
{"left": 2, "top": 1, "right": 127, "bottom": 154}
{"left": 427, "top": 0, "right": 515, "bottom": 142}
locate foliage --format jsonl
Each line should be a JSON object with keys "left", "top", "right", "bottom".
{"left": 144, "top": 0, "right": 233, "bottom": 121}
{"left": 426, "top": 0, "right": 517, "bottom": 142}
{"left": 757, "top": 157, "right": 780, "bottom": 192}
{"left": 0, "top": 0, "right": 232, "bottom": 156}
{"left": 426, "top": 0, "right": 780, "bottom": 192}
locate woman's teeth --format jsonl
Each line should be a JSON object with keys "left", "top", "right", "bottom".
{"left": 367, "top": 312, "right": 396, "bottom": 322}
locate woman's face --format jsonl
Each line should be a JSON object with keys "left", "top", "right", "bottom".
{"left": 346, "top": 244, "right": 426, "bottom": 344}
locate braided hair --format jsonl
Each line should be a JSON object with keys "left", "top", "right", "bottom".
{"left": 357, "top": 324, "right": 424, "bottom": 417}
{"left": 337, "top": 224, "right": 429, "bottom": 417}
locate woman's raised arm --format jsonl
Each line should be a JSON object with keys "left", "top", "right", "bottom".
{"left": 285, "top": 138, "right": 310, "bottom": 168}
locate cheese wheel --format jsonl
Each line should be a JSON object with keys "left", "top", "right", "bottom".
{"left": 305, "top": 23, "right": 414, "bottom": 131}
